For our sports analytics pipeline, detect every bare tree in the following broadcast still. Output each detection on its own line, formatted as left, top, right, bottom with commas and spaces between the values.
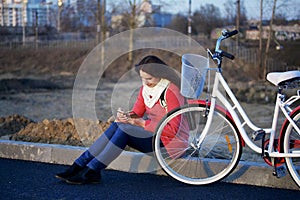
110, 0, 153, 33
259, 0, 293, 77
263, 0, 277, 77
167, 14, 188, 34
192, 4, 223, 38
273, 13, 288, 25
224, 0, 236, 24
109, 0, 154, 61
61, 5, 81, 32
223, 0, 247, 26
110, 0, 148, 60
76, 0, 96, 30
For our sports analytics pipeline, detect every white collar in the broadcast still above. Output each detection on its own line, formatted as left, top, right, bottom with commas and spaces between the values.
142, 79, 170, 108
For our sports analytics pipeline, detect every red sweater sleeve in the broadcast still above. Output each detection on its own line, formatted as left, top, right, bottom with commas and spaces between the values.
131, 87, 146, 117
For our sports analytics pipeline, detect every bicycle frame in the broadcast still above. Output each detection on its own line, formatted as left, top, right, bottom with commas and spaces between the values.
199, 69, 300, 158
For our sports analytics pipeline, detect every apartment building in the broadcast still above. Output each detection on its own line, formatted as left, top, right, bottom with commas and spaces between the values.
0, 0, 77, 28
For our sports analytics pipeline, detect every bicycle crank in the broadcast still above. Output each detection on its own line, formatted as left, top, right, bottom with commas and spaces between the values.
273, 165, 286, 178
262, 139, 285, 167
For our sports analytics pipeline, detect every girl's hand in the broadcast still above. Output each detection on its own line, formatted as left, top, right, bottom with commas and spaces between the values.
128, 118, 145, 128
115, 108, 129, 123
115, 108, 145, 128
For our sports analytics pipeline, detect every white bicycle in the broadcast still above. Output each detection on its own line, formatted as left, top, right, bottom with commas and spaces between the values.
154, 30, 300, 187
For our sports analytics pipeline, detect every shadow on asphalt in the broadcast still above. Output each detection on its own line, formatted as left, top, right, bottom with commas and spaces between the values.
0, 158, 298, 200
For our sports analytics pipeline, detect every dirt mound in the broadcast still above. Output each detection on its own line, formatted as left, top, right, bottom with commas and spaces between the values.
0, 114, 33, 136
0, 115, 113, 146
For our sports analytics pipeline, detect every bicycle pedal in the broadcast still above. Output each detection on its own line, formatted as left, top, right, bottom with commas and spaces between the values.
273, 166, 286, 178
251, 130, 265, 141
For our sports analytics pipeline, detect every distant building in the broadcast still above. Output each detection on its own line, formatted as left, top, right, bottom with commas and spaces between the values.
111, 0, 173, 31
153, 12, 173, 27
273, 24, 300, 41
245, 20, 300, 41
0, 0, 56, 27
0, 0, 80, 28
1, 0, 174, 37
210, 26, 236, 39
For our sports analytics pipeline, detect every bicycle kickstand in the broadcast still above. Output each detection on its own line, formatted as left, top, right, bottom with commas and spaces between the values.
272, 158, 286, 178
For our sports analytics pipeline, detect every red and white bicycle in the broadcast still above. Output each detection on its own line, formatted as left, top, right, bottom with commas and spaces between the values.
154, 30, 300, 187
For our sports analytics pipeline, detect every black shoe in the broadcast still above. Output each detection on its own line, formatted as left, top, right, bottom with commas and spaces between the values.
55, 163, 84, 181
66, 167, 101, 185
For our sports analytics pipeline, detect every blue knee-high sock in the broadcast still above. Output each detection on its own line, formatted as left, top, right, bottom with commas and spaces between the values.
87, 158, 107, 172
87, 128, 128, 172
75, 123, 119, 167
87, 122, 119, 156
74, 150, 94, 167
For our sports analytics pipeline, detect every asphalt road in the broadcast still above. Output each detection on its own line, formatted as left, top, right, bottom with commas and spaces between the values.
0, 158, 298, 200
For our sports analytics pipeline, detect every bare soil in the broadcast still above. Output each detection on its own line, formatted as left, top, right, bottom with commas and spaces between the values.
0, 48, 183, 146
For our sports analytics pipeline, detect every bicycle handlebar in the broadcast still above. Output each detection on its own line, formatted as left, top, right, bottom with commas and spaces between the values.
220, 51, 235, 60
222, 30, 238, 38
212, 29, 238, 67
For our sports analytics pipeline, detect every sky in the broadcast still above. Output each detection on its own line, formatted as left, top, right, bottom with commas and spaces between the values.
150, 0, 300, 20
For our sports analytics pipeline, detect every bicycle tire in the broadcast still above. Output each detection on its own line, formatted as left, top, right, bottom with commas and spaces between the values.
282, 106, 300, 187
154, 103, 242, 185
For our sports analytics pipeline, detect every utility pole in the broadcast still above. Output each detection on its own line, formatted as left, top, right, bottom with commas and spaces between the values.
259, 0, 263, 79
22, 0, 28, 46
236, 0, 240, 50
188, 0, 192, 45
96, 0, 101, 44
100, 0, 106, 75
35, 10, 38, 49
96, 0, 106, 44
101, 0, 106, 42
57, 0, 63, 33
128, 0, 136, 62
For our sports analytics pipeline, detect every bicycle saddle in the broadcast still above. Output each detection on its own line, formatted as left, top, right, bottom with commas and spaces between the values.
266, 70, 300, 86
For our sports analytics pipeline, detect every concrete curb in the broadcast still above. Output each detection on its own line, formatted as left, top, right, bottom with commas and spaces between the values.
0, 139, 298, 190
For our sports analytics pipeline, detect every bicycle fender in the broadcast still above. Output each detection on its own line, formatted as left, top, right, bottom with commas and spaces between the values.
278, 105, 300, 152
187, 99, 245, 147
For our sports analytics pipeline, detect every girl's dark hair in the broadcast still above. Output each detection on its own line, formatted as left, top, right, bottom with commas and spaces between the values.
135, 55, 181, 88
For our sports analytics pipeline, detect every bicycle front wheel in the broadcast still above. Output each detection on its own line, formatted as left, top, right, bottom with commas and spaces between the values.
283, 106, 300, 187
154, 104, 242, 185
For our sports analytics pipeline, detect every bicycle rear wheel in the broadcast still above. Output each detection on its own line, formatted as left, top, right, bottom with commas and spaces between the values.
282, 106, 300, 187
154, 104, 242, 185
